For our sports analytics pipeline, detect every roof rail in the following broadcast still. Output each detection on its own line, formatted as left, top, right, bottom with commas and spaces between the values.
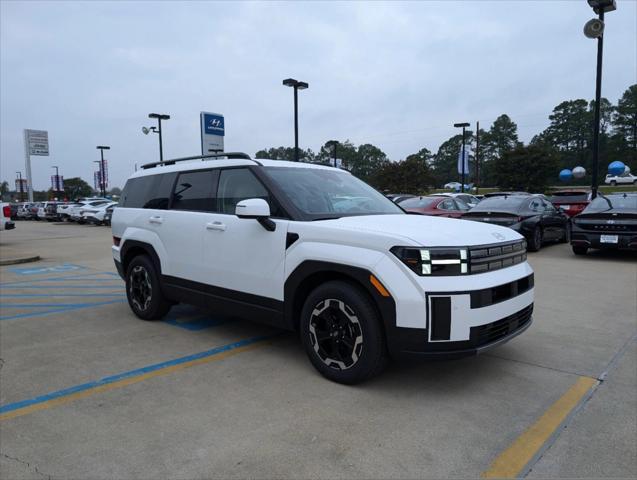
140, 152, 260, 170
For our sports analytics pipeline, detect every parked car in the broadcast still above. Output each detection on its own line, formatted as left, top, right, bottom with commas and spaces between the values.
549, 190, 591, 217
431, 193, 481, 208
399, 195, 470, 218
103, 204, 115, 226
604, 171, 636, 186
1, 203, 15, 231
16, 203, 33, 219
483, 191, 530, 198
68, 200, 110, 222
570, 193, 637, 255
80, 201, 118, 225
385, 193, 416, 204
58, 197, 109, 221
37, 201, 63, 221
29, 202, 42, 220
112, 152, 534, 384
462, 194, 570, 251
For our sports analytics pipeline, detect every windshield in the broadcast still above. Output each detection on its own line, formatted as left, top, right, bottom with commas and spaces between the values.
399, 197, 438, 209
584, 194, 637, 213
265, 167, 403, 218
472, 196, 527, 212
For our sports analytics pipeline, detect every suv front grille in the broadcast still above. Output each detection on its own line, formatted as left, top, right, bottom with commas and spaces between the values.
469, 240, 527, 274
470, 304, 533, 347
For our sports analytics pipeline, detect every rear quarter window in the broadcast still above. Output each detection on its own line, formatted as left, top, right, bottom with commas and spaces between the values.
120, 173, 177, 209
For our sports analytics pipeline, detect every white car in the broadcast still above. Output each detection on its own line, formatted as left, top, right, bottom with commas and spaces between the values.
431, 193, 481, 208
1, 203, 15, 231
68, 200, 110, 222
605, 171, 636, 185
58, 197, 109, 220
80, 202, 118, 225
112, 152, 534, 384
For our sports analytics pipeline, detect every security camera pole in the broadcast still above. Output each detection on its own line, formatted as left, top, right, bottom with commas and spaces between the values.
282, 78, 309, 162
586, 0, 616, 199
96, 146, 110, 197
147, 113, 170, 162
454, 122, 470, 193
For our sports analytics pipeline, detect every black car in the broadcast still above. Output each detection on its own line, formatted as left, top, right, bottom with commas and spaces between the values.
386, 193, 416, 204
570, 193, 637, 255
462, 195, 570, 251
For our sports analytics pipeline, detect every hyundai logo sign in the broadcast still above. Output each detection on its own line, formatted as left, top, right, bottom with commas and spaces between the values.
200, 111, 225, 154
204, 114, 224, 136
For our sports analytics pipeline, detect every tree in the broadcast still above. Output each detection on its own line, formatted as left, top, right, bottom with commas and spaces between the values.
481, 114, 521, 163
316, 140, 358, 167
255, 147, 315, 162
0, 181, 9, 197
351, 143, 388, 182
109, 187, 122, 196
63, 177, 93, 200
612, 84, 637, 151
370, 155, 434, 193
493, 145, 557, 193
431, 132, 473, 187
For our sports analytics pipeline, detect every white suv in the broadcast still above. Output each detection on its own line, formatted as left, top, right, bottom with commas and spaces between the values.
112, 153, 534, 384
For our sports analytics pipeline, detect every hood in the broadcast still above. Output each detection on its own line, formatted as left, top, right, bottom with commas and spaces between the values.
322, 214, 523, 247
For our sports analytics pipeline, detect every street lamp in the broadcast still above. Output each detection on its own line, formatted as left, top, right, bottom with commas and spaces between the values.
16, 171, 24, 202
96, 146, 110, 197
144, 113, 170, 162
282, 78, 309, 162
584, 0, 616, 199
454, 122, 471, 193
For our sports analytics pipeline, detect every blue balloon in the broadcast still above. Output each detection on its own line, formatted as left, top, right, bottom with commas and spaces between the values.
559, 169, 573, 182
608, 161, 626, 176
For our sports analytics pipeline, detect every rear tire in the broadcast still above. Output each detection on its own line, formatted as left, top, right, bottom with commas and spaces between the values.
300, 281, 387, 384
572, 246, 588, 255
527, 227, 543, 252
125, 255, 171, 320
610, 180, 617, 186
560, 224, 571, 243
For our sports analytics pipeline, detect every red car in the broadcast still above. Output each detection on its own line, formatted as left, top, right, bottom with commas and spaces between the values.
549, 190, 591, 217
398, 195, 470, 218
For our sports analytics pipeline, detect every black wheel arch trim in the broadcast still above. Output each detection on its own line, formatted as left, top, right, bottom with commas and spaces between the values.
119, 240, 163, 277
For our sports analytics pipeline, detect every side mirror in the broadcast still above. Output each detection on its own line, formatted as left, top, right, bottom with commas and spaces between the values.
235, 198, 275, 231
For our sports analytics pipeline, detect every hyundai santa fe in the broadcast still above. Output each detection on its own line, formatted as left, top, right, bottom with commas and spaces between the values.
112, 152, 534, 384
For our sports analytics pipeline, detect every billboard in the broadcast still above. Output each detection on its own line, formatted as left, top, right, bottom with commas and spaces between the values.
25, 129, 49, 156
200, 112, 224, 154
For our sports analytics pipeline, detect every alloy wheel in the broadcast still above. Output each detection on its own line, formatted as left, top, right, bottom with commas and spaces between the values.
129, 265, 152, 312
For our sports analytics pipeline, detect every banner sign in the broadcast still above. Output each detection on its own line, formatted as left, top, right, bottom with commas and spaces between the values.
457, 145, 471, 175
25, 129, 49, 156
50, 175, 64, 191
15, 179, 27, 192
200, 112, 224, 154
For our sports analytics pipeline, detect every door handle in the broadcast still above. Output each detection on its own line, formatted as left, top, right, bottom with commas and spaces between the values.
206, 221, 226, 231
149, 216, 163, 225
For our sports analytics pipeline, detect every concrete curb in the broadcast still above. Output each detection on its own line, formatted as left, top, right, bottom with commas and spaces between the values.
0, 255, 41, 266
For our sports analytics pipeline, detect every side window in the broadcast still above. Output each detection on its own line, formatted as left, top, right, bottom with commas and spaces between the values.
439, 199, 456, 210
455, 199, 470, 211
217, 168, 271, 215
529, 199, 542, 212
120, 173, 176, 209
171, 170, 218, 212
543, 200, 556, 212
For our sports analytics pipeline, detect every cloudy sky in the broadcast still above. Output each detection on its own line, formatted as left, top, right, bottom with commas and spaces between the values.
1, 0, 636, 191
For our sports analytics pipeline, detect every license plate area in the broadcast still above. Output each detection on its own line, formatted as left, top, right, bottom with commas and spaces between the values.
600, 234, 618, 244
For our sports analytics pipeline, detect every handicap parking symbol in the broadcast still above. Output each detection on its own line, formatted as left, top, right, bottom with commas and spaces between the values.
8, 263, 87, 275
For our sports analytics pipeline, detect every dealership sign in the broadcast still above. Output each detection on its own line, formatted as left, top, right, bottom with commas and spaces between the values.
200, 112, 224, 154
25, 129, 49, 156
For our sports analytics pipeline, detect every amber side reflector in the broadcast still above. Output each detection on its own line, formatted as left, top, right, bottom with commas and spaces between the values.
113, 236, 121, 246
369, 274, 391, 297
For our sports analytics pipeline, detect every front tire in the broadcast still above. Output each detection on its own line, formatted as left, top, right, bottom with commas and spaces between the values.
300, 281, 387, 384
527, 226, 543, 252
610, 180, 617, 186
125, 255, 171, 320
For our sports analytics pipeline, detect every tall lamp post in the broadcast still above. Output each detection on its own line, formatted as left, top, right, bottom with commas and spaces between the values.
282, 78, 309, 162
454, 122, 470, 193
51, 165, 60, 197
16, 171, 24, 202
584, 0, 616, 199
96, 146, 110, 197
144, 113, 170, 162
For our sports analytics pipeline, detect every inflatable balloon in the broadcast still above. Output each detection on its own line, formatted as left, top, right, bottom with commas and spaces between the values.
572, 166, 586, 179
559, 169, 573, 182
608, 161, 626, 176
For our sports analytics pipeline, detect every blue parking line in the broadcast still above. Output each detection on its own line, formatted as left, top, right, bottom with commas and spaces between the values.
0, 299, 126, 321
0, 285, 122, 290
164, 316, 234, 331
0, 335, 272, 416
1, 303, 119, 308
0, 271, 120, 287
0, 293, 125, 298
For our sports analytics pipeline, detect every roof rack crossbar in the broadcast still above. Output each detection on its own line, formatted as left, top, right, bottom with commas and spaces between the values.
141, 152, 259, 169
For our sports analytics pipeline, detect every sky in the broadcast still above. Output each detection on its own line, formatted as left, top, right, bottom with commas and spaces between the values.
1, 0, 636, 191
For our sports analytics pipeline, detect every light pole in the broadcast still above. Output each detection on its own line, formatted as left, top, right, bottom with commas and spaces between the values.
584, 0, 616, 199
16, 171, 24, 202
282, 78, 309, 162
51, 165, 60, 196
96, 146, 110, 197
454, 122, 470, 192
145, 113, 170, 162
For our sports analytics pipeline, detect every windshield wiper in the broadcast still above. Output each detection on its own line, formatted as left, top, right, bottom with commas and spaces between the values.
311, 216, 341, 221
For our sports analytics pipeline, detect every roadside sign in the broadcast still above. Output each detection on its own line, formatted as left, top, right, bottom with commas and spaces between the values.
200, 112, 224, 154
457, 145, 471, 174
25, 129, 49, 156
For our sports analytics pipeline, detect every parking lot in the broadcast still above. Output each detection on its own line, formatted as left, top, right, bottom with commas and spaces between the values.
0, 221, 635, 479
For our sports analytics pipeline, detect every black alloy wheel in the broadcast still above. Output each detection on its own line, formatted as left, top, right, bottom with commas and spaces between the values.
528, 226, 543, 252
125, 255, 171, 320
